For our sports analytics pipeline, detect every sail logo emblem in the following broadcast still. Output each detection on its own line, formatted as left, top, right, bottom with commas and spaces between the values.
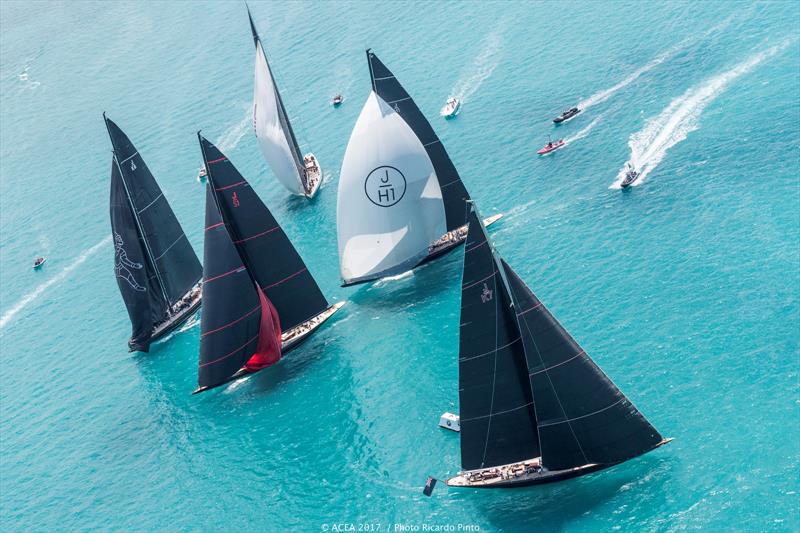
232, 191, 240, 208
114, 232, 146, 292
364, 166, 406, 207
480, 282, 493, 303
130, 161, 136, 171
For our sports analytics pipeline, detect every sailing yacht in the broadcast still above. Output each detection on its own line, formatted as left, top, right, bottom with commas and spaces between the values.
105, 114, 202, 353
336, 50, 501, 287
248, 6, 321, 199
447, 205, 671, 488
194, 134, 343, 393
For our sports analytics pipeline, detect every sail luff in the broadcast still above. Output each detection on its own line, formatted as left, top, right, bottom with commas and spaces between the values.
366, 51, 472, 232
457, 208, 540, 470
105, 114, 170, 306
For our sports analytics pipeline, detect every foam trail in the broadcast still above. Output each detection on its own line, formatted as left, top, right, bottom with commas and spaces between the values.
564, 115, 603, 145
611, 41, 791, 189
0, 236, 111, 329
578, 14, 738, 112
217, 111, 251, 153
449, 19, 507, 105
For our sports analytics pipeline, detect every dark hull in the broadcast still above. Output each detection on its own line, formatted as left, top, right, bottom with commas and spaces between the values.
553, 110, 581, 123
130, 297, 202, 352
467, 463, 613, 489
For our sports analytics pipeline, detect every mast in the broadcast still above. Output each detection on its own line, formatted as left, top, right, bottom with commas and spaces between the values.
104, 113, 170, 307
366, 50, 472, 232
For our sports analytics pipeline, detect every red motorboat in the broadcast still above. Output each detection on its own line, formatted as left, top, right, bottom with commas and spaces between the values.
537, 138, 565, 155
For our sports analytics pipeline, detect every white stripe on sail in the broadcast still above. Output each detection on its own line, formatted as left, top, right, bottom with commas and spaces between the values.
253, 41, 304, 195
336, 92, 446, 283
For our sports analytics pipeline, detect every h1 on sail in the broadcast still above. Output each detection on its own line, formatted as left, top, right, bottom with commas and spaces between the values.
336, 50, 501, 287
247, 5, 321, 199
447, 205, 671, 488
194, 134, 344, 393
105, 114, 202, 353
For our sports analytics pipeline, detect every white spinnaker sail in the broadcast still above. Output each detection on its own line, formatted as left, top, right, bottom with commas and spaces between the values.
253, 41, 305, 195
337, 92, 446, 283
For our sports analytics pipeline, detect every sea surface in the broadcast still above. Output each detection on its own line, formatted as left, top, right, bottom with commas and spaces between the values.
1, 1, 798, 531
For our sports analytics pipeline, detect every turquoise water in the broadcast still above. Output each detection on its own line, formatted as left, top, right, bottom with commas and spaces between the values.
1, 1, 799, 530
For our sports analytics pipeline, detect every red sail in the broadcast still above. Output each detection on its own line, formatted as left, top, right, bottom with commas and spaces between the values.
244, 286, 282, 371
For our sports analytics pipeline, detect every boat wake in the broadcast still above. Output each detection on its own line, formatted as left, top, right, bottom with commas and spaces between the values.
564, 115, 603, 145
449, 20, 506, 104
611, 41, 791, 189
372, 270, 414, 288
578, 14, 738, 112
0, 236, 111, 330
216, 110, 251, 153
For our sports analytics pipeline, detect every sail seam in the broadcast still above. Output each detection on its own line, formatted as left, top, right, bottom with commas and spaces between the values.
388, 97, 411, 104
205, 266, 246, 284
207, 156, 228, 165
459, 337, 521, 362
373, 75, 395, 80
462, 270, 497, 290
205, 222, 225, 231
201, 305, 261, 337
466, 239, 487, 252
537, 399, 624, 428
154, 234, 186, 261
137, 193, 164, 214
200, 334, 258, 367
233, 226, 279, 244
261, 267, 308, 290
529, 351, 585, 376
216, 181, 246, 191
423, 140, 440, 147
462, 401, 535, 422
516, 303, 543, 316
120, 151, 138, 164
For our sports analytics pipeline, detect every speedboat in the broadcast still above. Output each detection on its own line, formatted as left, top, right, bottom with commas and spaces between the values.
32, 257, 46, 269
553, 107, 581, 123
441, 97, 461, 118
621, 165, 639, 188
197, 166, 207, 182
332, 94, 343, 107
537, 138, 565, 155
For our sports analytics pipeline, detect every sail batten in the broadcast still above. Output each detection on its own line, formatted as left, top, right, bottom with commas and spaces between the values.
200, 135, 328, 331
456, 206, 665, 477
367, 50, 471, 232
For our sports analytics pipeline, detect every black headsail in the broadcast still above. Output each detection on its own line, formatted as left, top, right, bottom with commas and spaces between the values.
199, 134, 328, 330
104, 114, 202, 307
458, 206, 664, 473
366, 50, 471, 232
197, 185, 282, 391
246, 4, 307, 191
109, 158, 166, 352
458, 208, 539, 470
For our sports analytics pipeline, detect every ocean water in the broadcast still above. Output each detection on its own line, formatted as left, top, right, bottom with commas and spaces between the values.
1, 1, 798, 531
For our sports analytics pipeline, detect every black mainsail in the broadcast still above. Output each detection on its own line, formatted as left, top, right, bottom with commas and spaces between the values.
198, 135, 329, 332
197, 186, 281, 392
105, 114, 202, 352
366, 50, 471, 232
449, 207, 668, 487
